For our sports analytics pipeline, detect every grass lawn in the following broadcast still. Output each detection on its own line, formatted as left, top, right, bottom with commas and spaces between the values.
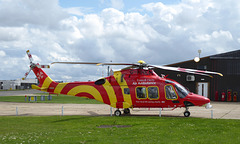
0, 95, 102, 104
0, 116, 240, 144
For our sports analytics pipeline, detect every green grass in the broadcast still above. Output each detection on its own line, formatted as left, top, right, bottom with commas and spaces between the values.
0, 95, 102, 104
0, 116, 240, 144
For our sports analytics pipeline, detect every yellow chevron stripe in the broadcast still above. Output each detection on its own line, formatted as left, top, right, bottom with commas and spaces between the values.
103, 79, 117, 108
67, 85, 103, 103
41, 77, 53, 92
54, 83, 69, 94
121, 79, 132, 108
113, 71, 132, 108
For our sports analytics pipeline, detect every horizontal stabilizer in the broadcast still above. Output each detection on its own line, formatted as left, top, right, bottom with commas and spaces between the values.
31, 85, 48, 90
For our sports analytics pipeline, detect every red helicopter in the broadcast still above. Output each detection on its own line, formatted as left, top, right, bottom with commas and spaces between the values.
23, 50, 223, 117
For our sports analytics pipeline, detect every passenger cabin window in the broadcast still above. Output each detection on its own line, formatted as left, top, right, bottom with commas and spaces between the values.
124, 88, 130, 94
165, 85, 178, 100
148, 87, 159, 99
136, 87, 147, 99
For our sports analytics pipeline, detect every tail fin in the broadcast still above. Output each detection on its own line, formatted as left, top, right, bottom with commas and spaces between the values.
31, 64, 57, 92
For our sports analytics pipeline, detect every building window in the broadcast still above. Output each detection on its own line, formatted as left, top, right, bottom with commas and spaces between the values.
165, 85, 178, 100
148, 87, 159, 99
136, 87, 147, 99
197, 65, 207, 70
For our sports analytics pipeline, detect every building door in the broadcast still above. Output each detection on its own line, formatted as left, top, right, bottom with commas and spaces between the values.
197, 82, 209, 98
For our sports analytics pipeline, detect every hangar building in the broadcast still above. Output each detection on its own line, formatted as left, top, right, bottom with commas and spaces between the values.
155, 50, 240, 102
0, 78, 38, 90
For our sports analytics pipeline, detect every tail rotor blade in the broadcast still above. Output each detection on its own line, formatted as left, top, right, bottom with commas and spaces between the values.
26, 50, 33, 63
22, 68, 31, 80
37, 65, 50, 68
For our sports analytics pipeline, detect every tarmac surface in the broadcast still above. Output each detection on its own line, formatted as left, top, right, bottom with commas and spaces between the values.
0, 90, 240, 119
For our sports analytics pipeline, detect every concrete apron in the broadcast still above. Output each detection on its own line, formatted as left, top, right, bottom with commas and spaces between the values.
0, 102, 239, 119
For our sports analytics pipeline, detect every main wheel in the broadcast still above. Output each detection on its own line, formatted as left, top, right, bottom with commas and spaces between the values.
184, 111, 190, 117
123, 108, 130, 114
114, 110, 121, 116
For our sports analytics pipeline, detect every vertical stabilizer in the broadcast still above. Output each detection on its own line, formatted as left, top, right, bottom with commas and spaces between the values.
31, 64, 57, 91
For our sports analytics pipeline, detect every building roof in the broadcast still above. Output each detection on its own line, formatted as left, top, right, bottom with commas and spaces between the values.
166, 49, 240, 66
210, 49, 240, 60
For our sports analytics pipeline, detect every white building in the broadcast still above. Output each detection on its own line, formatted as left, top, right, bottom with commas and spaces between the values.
0, 78, 38, 90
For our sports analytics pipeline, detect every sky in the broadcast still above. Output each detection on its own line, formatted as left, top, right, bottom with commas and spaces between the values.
0, 0, 240, 82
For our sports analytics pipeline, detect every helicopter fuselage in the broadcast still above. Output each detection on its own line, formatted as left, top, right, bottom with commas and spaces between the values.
32, 66, 210, 112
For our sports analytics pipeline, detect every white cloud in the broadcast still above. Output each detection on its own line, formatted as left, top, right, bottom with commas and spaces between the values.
0, 50, 6, 56
1, 0, 240, 81
63, 7, 84, 16
211, 30, 233, 40
190, 34, 211, 42
142, 2, 179, 22
0, 27, 27, 41
0, 0, 68, 27
79, 14, 104, 37
101, 8, 124, 24
190, 30, 233, 42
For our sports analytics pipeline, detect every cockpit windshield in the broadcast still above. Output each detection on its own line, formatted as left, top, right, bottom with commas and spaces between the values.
175, 84, 189, 98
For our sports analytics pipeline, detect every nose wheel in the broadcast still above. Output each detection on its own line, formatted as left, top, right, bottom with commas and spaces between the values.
184, 111, 190, 117
184, 107, 190, 117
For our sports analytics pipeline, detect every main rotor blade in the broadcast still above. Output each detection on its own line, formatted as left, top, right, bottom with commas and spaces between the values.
52, 62, 140, 67
121, 65, 139, 70
97, 62, 139, 66
51, 62, 100, 65
151, 65, 223, 77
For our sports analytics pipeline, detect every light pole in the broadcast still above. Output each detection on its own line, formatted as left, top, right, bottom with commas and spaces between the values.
194, 49, 201, 63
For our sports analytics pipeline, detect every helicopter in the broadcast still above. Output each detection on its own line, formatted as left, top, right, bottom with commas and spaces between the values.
23, 50, 223, 117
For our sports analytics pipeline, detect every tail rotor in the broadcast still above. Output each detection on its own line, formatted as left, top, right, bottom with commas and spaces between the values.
22, 50, 50, 80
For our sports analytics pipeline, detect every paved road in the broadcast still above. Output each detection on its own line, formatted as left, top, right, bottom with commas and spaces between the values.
0, 102, 240, 119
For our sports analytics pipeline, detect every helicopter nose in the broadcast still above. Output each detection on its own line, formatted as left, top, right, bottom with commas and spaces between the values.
185, 93, 211, 107
201, 96, 210, 103
198, 95, 210, 105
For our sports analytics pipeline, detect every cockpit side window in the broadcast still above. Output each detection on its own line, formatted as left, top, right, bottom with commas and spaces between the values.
164, 85, 178, 100
136, 87, 147, 99
175, 84, 189, 98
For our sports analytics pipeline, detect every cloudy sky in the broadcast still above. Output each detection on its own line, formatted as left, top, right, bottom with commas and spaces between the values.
0, 0, 239, 81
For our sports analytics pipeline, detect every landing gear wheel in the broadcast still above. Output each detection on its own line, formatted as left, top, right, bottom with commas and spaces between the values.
184, 111, 190, 117
114, 110, 121, 116
123, 108, 130, 114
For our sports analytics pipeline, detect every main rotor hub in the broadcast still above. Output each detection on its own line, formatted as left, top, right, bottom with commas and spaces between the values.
137, 60, 146, 64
